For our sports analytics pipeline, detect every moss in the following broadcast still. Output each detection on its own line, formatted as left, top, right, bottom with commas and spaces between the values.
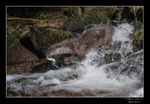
27, 25, 71, 53
71, 7, 82, 17
63, 11, 110, 33
90, 7, 117, 18
84, 11, 110, 24
7, 31, 20, 49
7, 32, 24, 53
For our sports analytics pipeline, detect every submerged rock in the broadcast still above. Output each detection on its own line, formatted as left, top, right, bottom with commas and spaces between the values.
104, 52, 121, 63
106, 50, 143, 84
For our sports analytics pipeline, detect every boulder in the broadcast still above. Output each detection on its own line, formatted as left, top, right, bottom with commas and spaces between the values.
63, 11, 110, 33
7, 42, 38, 63
29, 26, 73, 54
104, 52, 121, 63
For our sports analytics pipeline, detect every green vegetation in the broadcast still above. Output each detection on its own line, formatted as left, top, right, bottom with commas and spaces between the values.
28, 25, 72, 53
63, 11, 110, 33
131, 22, 144, 52
6, 6, 144, 62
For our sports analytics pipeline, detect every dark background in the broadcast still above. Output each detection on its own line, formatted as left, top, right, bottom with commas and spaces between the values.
0, 0, 146, 104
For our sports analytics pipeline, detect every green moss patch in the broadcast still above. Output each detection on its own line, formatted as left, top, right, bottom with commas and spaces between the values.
63, 11, 110, 33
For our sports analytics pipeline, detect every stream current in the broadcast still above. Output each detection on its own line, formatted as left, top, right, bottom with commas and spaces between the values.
6, 23, 144, 97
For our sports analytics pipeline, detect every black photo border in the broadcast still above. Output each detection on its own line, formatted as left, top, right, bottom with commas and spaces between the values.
0, 0, 146, 104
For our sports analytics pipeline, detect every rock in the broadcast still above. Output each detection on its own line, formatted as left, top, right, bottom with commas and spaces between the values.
86, 7, 117, 18
31, 54, 79, 73
7, 59, 48, 74
104, 52, 121, 63
105, 50, 143, 82
7, 19, 33, 37
7, 22, 72, 69
31, 61, 59, 73
63, 11, 110, 33
7, 42, 39, 63
29, 26, 72, 54
7, 26, 40, 64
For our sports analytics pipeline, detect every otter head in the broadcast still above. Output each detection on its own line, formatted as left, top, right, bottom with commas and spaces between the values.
47, 57, 56, 64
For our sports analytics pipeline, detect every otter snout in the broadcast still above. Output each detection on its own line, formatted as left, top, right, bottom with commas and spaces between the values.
47, 57, 56, 65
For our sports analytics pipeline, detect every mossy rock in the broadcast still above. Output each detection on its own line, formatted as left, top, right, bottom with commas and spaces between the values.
28, 26, 72, 53
7, 41, 38, 63
7, 29, 38, 63
7, 31, 20, 49
63, 11, 110, 33
89, 7, 117, 18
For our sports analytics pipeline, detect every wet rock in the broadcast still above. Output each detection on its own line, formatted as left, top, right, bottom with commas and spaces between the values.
104, 52, 121, 63
106, 50, 143, 82
31, 54, 79, 73
31, 61, 59, 73
110, 41, 122, 50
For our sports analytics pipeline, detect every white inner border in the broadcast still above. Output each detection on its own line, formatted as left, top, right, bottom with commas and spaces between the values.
6, 5, 144, 98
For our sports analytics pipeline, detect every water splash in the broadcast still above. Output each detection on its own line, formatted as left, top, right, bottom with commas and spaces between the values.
6, 23, 144, 97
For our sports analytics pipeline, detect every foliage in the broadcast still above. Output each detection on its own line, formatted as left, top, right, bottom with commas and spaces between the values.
131, 22, 144, 52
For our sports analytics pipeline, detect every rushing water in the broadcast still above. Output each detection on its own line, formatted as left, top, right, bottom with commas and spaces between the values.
6, 23, 144, 97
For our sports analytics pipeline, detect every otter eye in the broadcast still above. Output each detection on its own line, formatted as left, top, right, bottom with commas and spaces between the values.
51, 55, 57, 59
47, 56, 51, 58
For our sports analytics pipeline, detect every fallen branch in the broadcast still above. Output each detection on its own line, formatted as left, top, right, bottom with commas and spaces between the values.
7, 17, 47, 22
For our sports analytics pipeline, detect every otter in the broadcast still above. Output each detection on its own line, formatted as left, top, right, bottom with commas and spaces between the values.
46, 24, 115, 64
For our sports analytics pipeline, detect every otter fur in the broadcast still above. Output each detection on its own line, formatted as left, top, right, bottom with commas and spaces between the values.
46, 24, 115, 62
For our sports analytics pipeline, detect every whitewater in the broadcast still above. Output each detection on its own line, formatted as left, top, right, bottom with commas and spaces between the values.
6, 23, 144, 97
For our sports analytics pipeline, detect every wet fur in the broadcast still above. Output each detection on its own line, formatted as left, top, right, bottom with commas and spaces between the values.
46, 24, 115, 58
